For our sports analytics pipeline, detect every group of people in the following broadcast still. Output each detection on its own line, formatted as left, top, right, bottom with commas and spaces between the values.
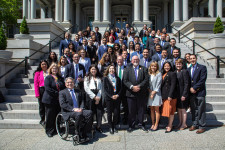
33, 24, 207, 141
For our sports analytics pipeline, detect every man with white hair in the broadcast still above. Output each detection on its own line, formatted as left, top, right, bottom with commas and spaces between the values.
123, 55, 149, 133
59, 32, 72, 57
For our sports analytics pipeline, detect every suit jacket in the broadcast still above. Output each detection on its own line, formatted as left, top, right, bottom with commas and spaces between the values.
176, 69, 190, 99
87, 45, 97, 64
42, 75, 65, 105
158, 58, 173, 72
64, 55, 73, 64
139, 57, 152, 68
187, 63, 207, 97
160, 41, 170, 50
152, 53, 161, 62
166, 45, 181, 59
146, 37, 155, 50
72, 40, 81, 50
34, 71, 45, 97
161, 71, 177, 99
77, 45, 88, 51
59, 88, 84, 120
96, 32, 102, 44
123, 59, 131, 67
171, 58, 187, 70
103, 76, 122, 100
98, 45, 108, 61
59, 39, 71, 57
64, 63, 86, 79
123, 65, 149, 98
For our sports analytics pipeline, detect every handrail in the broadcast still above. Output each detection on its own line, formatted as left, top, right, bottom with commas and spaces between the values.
166, 24, 225, 78
0, 24, 76, 79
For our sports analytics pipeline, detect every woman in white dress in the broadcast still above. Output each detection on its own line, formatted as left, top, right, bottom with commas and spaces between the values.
148, 61, 162, 131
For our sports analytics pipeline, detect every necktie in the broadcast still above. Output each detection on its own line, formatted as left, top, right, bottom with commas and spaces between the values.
134, 67, 138, 81
145, 59, 147, 68
161, 59, 165, 69
171, 47, 173, 54
119, 66, 122, 80
192, 66, 195, 79
75, 64, 78, 80
70, 90, 78, 108
124, 61, 127, 66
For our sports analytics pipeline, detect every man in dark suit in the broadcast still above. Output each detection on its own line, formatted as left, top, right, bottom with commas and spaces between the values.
146, 30, 156, 50
98, 38, 108, 61
139, 24, 148, 39
172, 48, 186, 70
64, 53, 86, 90
73, 34, 82, 50
139, 48, 152, 68
87, 38, 97, 64
123, 55, 149, 132
158, 49, 173, 72
77, 38, 88, 52
160, 33, 170, 49
166, 38, 181, 59
59, 77, 92, 141
63, 48, 72, 64
188, 54, 207, 134
116, 56, 128, 125
95, 27, 102, 45
59, 32, 72, 57
122, 50, 131, 67
149, 37, 160, 54
151, 44, 162, 62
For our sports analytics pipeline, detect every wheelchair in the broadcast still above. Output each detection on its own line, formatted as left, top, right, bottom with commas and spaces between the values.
56, 112, 94, 146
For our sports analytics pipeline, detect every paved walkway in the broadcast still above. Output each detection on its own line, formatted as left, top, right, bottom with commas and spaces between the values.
0, 127, 225, 150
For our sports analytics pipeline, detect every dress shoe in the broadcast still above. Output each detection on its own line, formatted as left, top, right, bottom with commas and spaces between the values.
196, 129, 205, 134
96, 127, 103, 133
47, 133, 53, 137
109, 128, 114, 134
114, 128, 118, 133
150, 126, 159, 132
139, 126, 148, 132
127, 127, 133, 133
189, 126, 197, 131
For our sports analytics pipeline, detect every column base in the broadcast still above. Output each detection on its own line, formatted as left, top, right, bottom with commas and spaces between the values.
59, 22, 72, 31
132, 21, 152, 34
171, 21, 184, 33
92, 21, 111, 35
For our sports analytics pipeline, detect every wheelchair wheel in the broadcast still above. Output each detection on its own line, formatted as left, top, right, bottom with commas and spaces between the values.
56, 113, 69, 140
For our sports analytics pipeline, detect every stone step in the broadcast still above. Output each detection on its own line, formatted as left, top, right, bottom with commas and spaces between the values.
206, 89, 225, 95
206, 78, 225, 83
0, 102, 38, 110
206, 95, 225, 102
17, 73, 34, 78
4, 95, 37, 102
206, 83, 225, 88
6, 83, 34, 89
206, 102, 225, 111
8, 89, 35, 95
11, 78, 34, 84
0, 110, 40, 119
0, 119, 42, 129
30, 66, 38, 71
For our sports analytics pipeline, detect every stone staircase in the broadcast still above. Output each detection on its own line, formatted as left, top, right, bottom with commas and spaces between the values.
0, 41, 225, 129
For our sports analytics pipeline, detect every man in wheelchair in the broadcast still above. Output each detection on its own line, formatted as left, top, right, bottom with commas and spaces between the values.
59, 77, 92, 142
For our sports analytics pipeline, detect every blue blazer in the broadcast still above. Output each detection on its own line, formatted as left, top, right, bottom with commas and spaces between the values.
98, 45, 108, 61
59, 39, 71, 57
187, 63, 207, 97
152, 53, 161, 62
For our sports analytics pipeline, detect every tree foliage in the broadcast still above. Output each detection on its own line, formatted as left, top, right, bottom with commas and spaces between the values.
0, 26, 7, 50
0, 0, 22, 28
213, 16, 224, 34
20, 16, 29, 34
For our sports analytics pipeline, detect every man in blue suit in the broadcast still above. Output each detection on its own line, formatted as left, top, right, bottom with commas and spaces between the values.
98, 38, 108, 61
188, 54, 207, 134
59, 32, 72, 57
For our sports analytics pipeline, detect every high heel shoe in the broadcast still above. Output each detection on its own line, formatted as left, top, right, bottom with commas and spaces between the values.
165, 128, 172, 133
151, 126, 159, 131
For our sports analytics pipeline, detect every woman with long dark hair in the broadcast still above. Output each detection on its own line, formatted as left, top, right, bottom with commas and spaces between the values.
161, 62, 177, 133
42, 63, 65, 137
103, 64, 122, 134
58, 56, 68, 78
34, 60, 49, 127
127, 41, 135, 61
98, 52, 111, 75
68, 42, 76, 54
47, 52, 58, 66
84, 65, 103, 133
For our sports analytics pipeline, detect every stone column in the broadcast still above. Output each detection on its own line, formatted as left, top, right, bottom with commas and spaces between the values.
30, 0, 36, 19
164, 1, 169, 26
134, 0, 140, 21
103, 0, 109, 21
28, 0, 31, 19
94, 0, 100, 21
217, 0, 222, 17
41, 6, 46, 19
76, 1, 80, 29
143, 0, 149, 21
64, 0, 70, 22
174, 0, 180, 21
23, 0, 28, 18
208, 0, 214, 17
183, 0, 188, 21
55, 0, 60, 21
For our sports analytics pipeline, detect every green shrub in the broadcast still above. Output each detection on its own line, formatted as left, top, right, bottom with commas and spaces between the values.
213, 16, 224, 34
20, 16, 29, 34
0, 26, 7, 50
